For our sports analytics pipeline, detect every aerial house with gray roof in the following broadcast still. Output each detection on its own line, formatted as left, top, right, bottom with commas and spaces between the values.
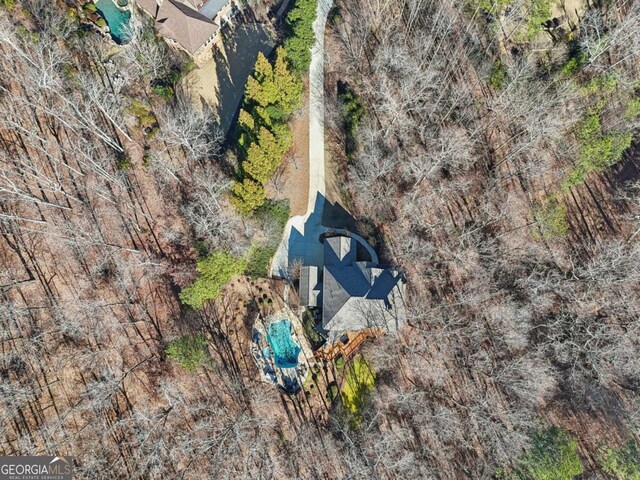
299, 235, 407, 346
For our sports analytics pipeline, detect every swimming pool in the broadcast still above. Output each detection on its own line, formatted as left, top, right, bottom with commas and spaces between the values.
267, 320, 301, 368
95, 0, 131, 44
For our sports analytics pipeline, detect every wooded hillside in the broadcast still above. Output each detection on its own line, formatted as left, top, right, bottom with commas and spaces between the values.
0, 0, 639, 478
324, 0, 640, 476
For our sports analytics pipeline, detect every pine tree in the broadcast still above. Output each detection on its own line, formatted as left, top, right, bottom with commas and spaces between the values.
273, 47, 304, 116
244, 48, 303, 121
231, 178, 266, 214
179, 252, 246, 308
284, 0, 317, 72
238, 109, 255, 132
243, 126, 293, 183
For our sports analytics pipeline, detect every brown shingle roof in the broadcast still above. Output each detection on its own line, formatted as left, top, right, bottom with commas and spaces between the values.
135, 0, 159, 17
155, 0, 219, 54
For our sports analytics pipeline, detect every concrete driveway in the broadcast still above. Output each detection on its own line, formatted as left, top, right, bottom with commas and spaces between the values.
270, 0, 334, 279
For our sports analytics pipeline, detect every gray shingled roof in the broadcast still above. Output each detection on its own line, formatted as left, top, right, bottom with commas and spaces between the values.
321, 235, 406, 341
198, 0, 228, 19
135, 0, 159, 17
324, 236, 356, 266
300, 266, 320, 307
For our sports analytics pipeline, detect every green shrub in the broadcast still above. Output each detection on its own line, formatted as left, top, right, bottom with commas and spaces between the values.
523, 0, 552, 39
150, 64, 191, 100
128, 100, 157, 129
116, 158, 131, 170
179, 252, 247, 309
562, 106, 632, 189
576, 108, 602, 142
165, 335, 209, 372
254, 199, 290, 231
193, 240, 209, 258
16, 26, 40, 43
624, 97, 640, 118
152, 84, 174, 99
339, 88, 365, 157
514, 427, 583, 480
340, 89, 365, 134
284, 0, 317, 72
560, 51, 587, 77
95, 17, 106, 28
476, 0, 512, 13
581, 74, 618, 95
601, 439, 640, 480
335, 355, 345, 372
83, 2, 97, 12
328, 5, 342, 25
490, 60, 509, 90
66, 7, 79, 22
533, 197, 568, 239
302, 310, 324, 349
244, 244, 275, 278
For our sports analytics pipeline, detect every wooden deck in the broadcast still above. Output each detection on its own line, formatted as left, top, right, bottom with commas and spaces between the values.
314, 328, 383, 362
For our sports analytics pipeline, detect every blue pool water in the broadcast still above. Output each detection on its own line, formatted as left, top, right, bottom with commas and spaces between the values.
95, 0, 131, 44
267, 320, 301, 368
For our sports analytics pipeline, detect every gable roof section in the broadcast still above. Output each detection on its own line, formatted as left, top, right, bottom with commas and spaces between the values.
367, 269, 401, 301
324, 236, 356, 266
322, 267, 351, 328
156, 0, 219, 54
300, 266, 321, 307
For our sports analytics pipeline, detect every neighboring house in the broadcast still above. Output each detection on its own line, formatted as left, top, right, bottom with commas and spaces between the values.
135, 0, 235, 66
300, 235, 407, 345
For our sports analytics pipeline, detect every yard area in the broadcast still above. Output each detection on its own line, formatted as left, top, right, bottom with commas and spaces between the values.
340, 355, 376, 417
183, 19, 276, 135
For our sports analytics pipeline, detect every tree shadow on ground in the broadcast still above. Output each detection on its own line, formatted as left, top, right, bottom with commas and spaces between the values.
212, 14, 275, 137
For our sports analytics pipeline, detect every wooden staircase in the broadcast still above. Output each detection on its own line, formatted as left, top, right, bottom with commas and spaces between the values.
314, 328, 383, 362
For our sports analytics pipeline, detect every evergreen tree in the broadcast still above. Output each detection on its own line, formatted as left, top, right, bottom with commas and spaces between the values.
284, 0, 317, 72
165, 335, 209, 372
231, 178, 266, 214
238, 109, 255, 132
244, 47, 303, 122
179, 252, 246, 309
243, 126, 293, 183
